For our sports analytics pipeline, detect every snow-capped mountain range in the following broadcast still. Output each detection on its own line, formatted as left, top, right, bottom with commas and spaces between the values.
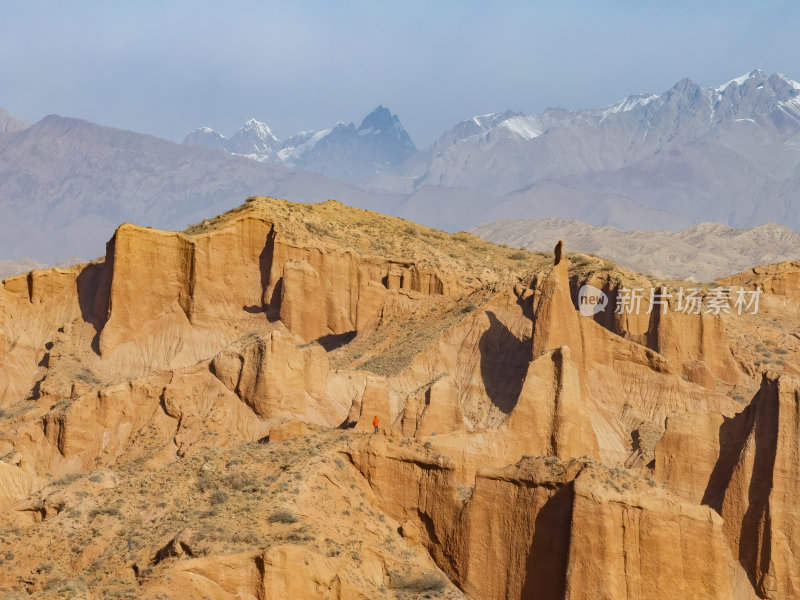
184, 105, 416, 184
3, 69, 800, 268
183, 70, 800, 231
394, 69, 800, 231
415, 69, 800, 191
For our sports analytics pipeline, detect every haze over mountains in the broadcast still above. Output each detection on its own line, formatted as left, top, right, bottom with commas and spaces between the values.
1, 69, 800, 270
0, 108, 29, 134
0, 115, 401, 264
473, 218, 800, 282
184, 69, 800, 231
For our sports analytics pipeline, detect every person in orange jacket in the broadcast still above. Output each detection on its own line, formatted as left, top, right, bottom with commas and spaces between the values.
372, 415, 379, 434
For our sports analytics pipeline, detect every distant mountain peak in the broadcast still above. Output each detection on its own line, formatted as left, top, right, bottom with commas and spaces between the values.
777, 73, 800, 90
359, 105, 392, 127
603, 93, 659, 116
240, 118, 277, 137
357, 105, 413, 144
183, 106, 416, 183
0, 107, 31, 134
715, 69, 768, 92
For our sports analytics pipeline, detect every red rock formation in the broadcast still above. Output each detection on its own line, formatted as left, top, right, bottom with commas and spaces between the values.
647, 307, 742, 386
709, 374, 800, 599
564, 464, 732, 600
3, 198, 799, 599
353, 375, 392, 433
399, 375, 465, 437
532, 241, 584, 365
141, 545, 367, 600
349, 439, 733, 600
654, 372, 800, 599
211, 329, 333, 424
654, 409, 727, 502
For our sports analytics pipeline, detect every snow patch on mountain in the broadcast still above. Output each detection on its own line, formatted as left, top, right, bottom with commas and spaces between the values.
499, 116, 543, 140
278, 129, 332, 163
714, 69, 763, 92
183, 106, 416, 182
603, 94, 660, 117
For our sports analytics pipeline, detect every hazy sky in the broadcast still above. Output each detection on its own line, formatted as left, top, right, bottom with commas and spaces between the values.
1, 0, 798, 146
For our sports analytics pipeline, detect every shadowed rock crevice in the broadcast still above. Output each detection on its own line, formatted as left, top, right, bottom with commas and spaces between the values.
262, 228, 281, 320
315, 331, 356, 352
700, 376, 783, 597
737, 380, 778, 593
479, 311, 531, 414
520, 483, 574, 600
76, 258, 113, 355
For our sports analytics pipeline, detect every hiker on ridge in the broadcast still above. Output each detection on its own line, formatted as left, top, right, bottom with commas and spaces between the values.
373, 415, 379, 434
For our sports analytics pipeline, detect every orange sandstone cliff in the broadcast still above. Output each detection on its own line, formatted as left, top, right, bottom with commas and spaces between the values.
0, 196, 798, 599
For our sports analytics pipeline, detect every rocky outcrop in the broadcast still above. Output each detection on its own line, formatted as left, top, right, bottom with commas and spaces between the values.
654, 373, 800, 599
352, 375, 392, 433
349, 439, 733, 600
0, 266, 88, 406
509, 345, 597, 459
564, 465, 732, 600
526, 243, 738, 465
412, 345, 598, 481
99, 225, 196, 355
394, 287, 533, 432
210, 329, 335, 425
654, 409, 727, 502
532, 241, 583, 365
646, 308, 742, 386
399, 375, 465, 437
4, 198, 800, 599
0, 365, 272, 479
563, 267, 743, 387
708, 374, 800, 599
720, 260, 800, 297
141, 545, 367, 600
94, 207, 471, 374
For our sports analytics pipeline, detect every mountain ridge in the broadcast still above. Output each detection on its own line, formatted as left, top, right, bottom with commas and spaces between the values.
0, 113, 402, 263
3, 68, 800, 266
472, 217, 800, 281
184, 105, 416, 184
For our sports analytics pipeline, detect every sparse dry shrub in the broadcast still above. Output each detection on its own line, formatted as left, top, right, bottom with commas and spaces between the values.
211, 490, 228, 505
460, 302, 477, 314
226, 472, 258, 492
88, 506, 120, 519
390, 571, 448, 592
269, 509, 299, 524
53, 472, 82, 486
